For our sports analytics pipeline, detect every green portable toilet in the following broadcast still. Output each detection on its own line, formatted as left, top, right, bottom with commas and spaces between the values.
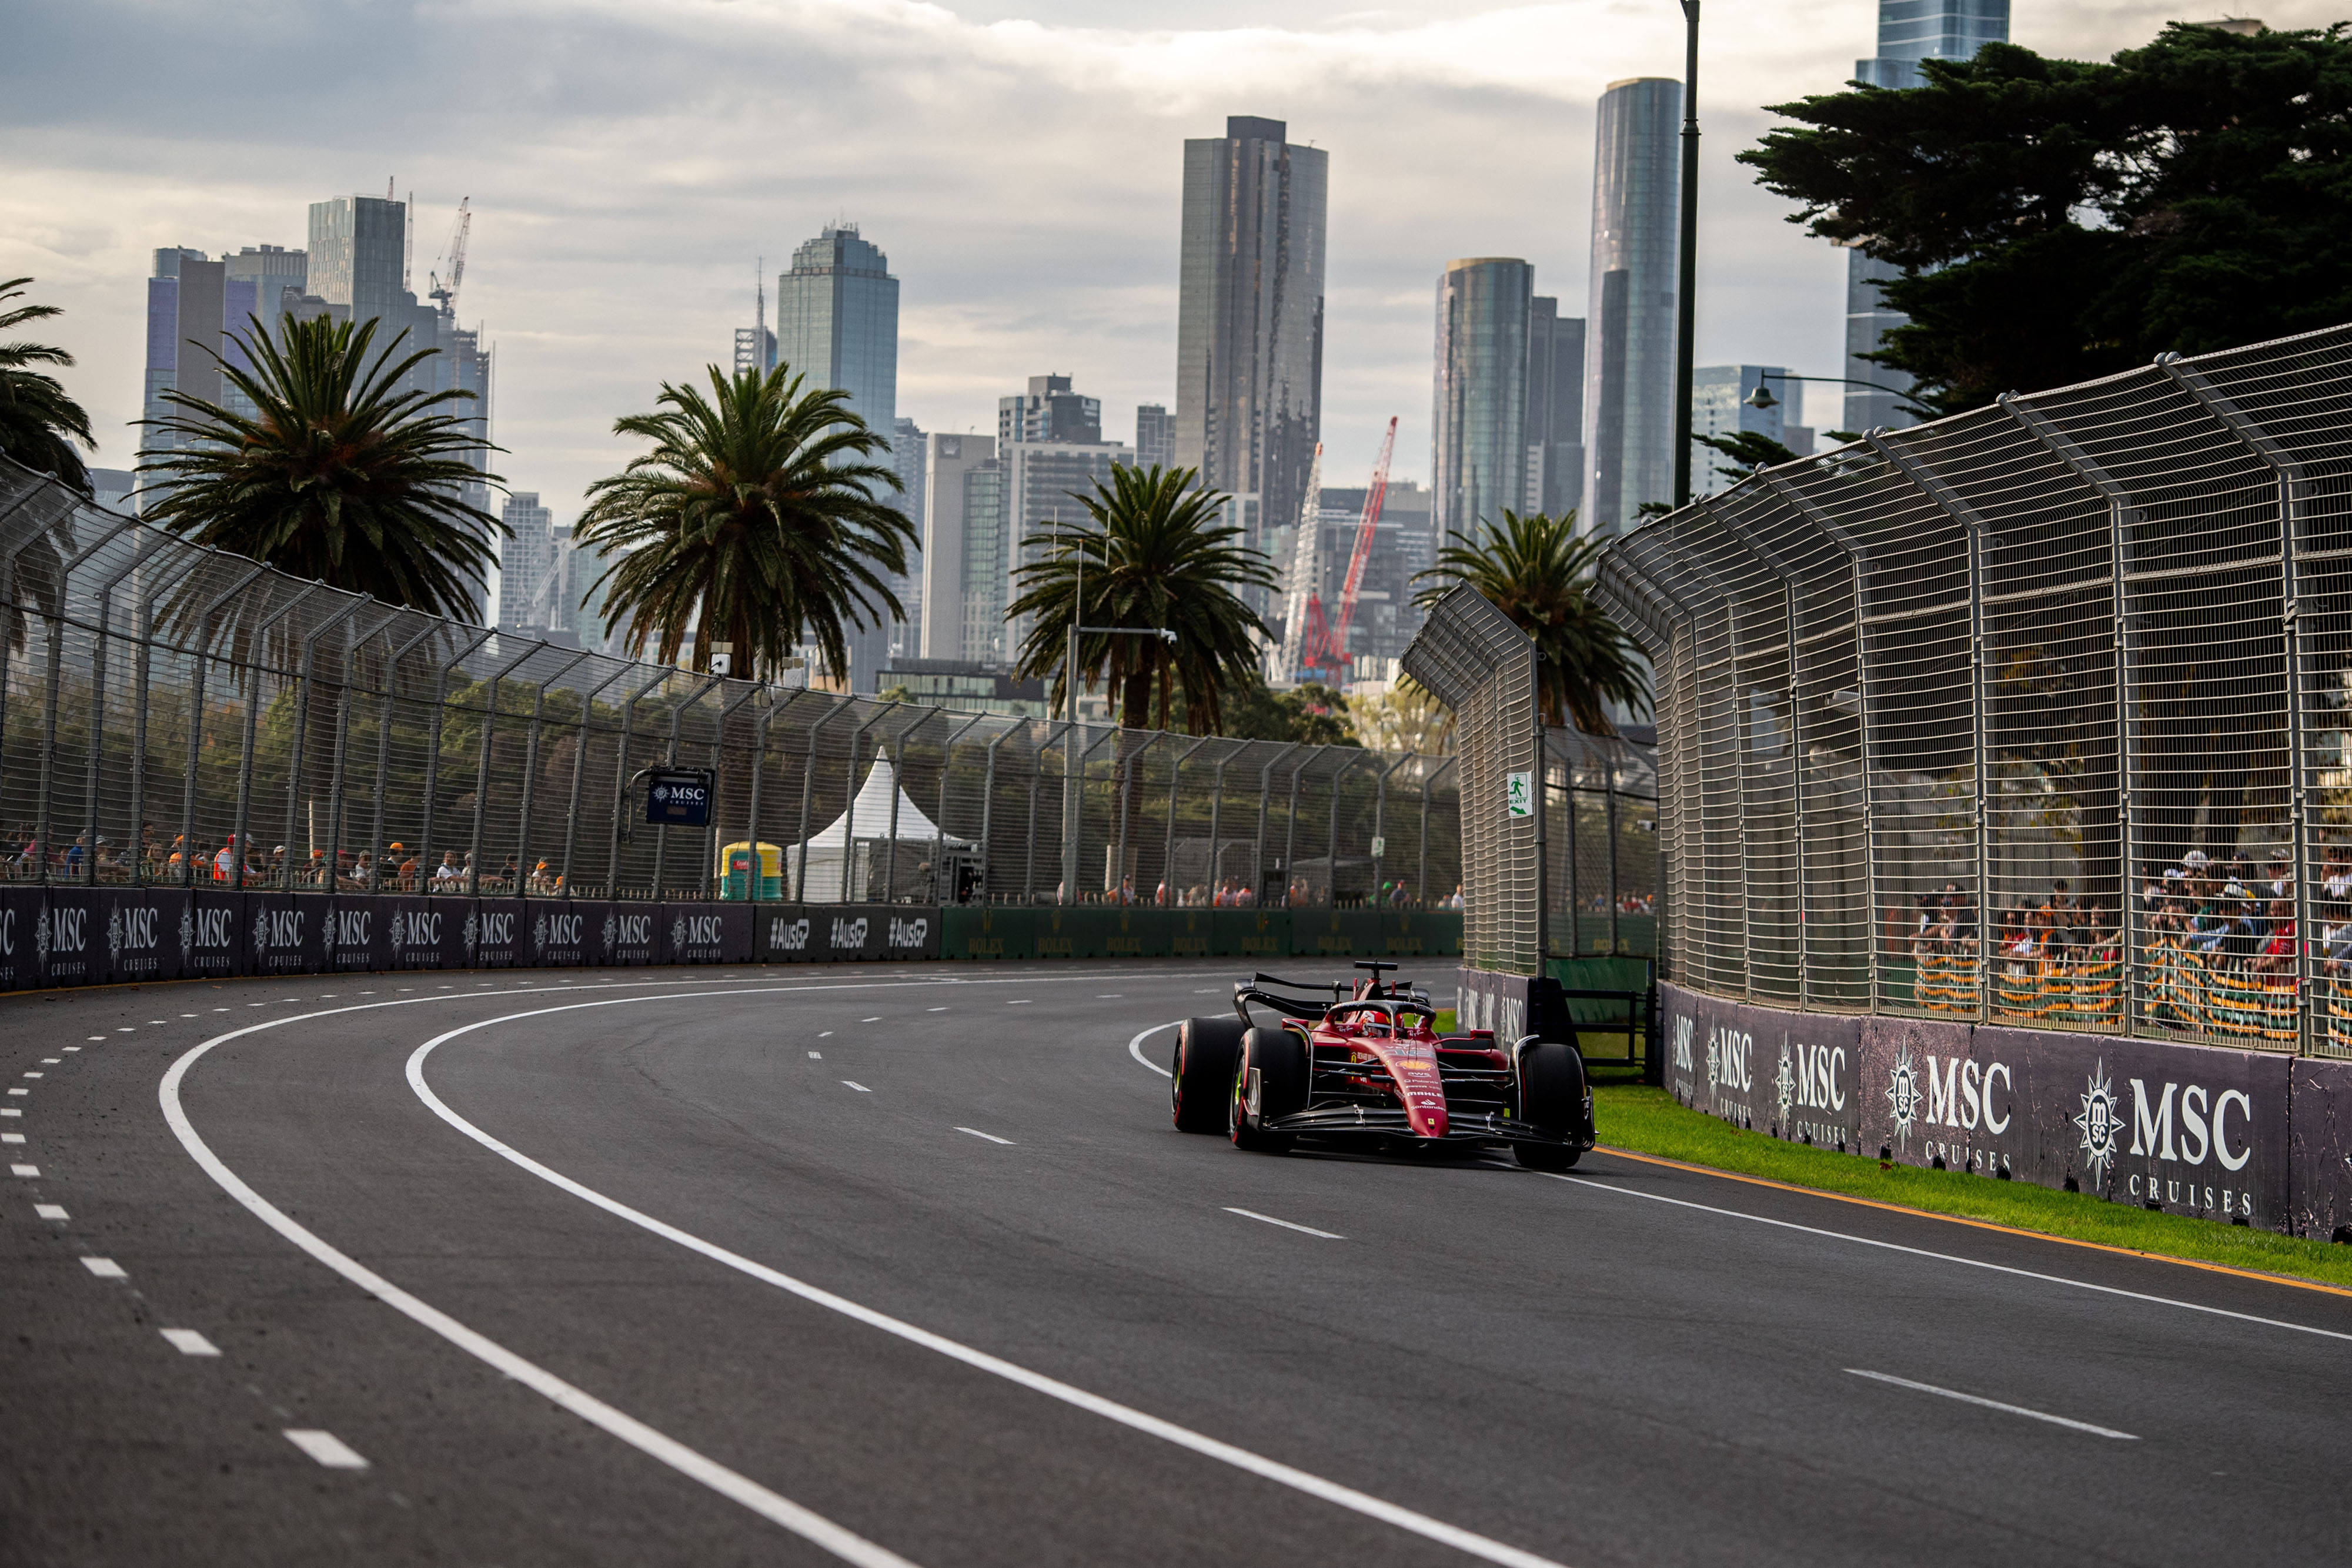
720, 842, 783, 900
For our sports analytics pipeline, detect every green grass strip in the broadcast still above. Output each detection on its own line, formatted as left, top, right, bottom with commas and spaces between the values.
1593, 1083, 2352, 1292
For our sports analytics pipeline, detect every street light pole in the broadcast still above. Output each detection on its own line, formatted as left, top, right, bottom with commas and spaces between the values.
1671, 0, 1701, 510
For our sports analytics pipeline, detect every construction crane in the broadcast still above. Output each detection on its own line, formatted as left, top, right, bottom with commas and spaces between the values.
1272, 443, 1324, 684
428, 197, 472, 314
1300, 416, 1398, 684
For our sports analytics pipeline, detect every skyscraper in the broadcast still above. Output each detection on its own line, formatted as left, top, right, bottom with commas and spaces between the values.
1175, 115, 1327, 584
920, 433, 1001, 664
1525, 298, 1586, 518
1134, 404, 1174, 470
1843, 0, 2010, 433
893, 416, 926, 648
1003, 437, 1133, 654
1431, 258, 1534, 544
735, 259, 777, 375
777, 223, 900, 690
497, 492, 582, 647
1000, 375, 1101, 447
140, 245, 308, 499
1581, 78, 1683, 536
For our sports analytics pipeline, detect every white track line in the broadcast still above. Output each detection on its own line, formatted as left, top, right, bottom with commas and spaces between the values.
1120, 1017, 2352, 1348
843, 1081, 871, 1093
283, 1429, 370, 1469
954, 1128, 1014, 1145
405, 1000, 1568, 1568
160, 1018, 922, 1568
1224, 1207, 1344, 1240
1845, 1369, 2137, 1440
1128, 1022, 1177, 1077
1544, 1172, 2352, 1345
82, 1257, 126, 1278
161, 1329, 220, 1356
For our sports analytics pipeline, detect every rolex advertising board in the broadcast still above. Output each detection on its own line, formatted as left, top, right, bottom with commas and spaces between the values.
104, 888, 189, 984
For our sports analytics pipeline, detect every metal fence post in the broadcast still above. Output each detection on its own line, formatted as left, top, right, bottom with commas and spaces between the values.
2162, 355, 2316, 1052
1605, 736, 1622, 957
656, 677, 724, 898
320, 610, 392, 891
1869, 433, 1994, 1022
558, 666, 633, 896
279, 597, 363, 887
0, 484, 62, 786
1555, 733, 1579, 952
1025, 722, 1071, 903
1207, 751, 1230, 898
229, 583, 325, 890
1656, 536, 1749, 1001
129, 541, 166, 885
981, 724, 1014, 901
1324, 751, 1360, 908
417, 626, 495, 895
467, 643, 541, 892
1117, 733, 1156, 901
839, 702, 896, 903
2002, 393, 2146, 1035
1257, 743, 1302, 907
1758, 471, 1880, 1011
368, 620, 442, 891
32, 519, 134, 879
83, 533, 161, 882
742, 687, 794, 906
605, 670, 671, 899
1372, 752, 1410, 907
176, 561, 269, 885
515, 650, 591, 900
794, 694, 854, 902
1165, 735, 1212, 903
709, 681, 761, 900
882, 723, 908, 904
931, 712, 988, 903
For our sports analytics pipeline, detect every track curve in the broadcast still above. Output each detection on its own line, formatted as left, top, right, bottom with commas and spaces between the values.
8, 962, 2352, 1567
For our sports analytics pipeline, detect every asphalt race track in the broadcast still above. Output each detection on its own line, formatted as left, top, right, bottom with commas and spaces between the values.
6, 962, 2349, 1567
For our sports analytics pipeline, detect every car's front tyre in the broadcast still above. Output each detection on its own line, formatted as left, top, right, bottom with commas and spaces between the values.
1172, 1017, 1247, 1133
1514, 1038, 1588, 1171
1229, 1026, 1304, 1152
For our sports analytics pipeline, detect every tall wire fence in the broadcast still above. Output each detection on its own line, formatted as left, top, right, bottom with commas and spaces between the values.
1593, 321, 2352, 1057
0, 454, 1487, 915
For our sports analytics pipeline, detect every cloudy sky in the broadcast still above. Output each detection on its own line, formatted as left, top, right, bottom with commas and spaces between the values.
6, 0, 2323, 524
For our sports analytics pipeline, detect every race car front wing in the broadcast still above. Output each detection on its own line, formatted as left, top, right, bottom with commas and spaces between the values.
1262, 1103, 1593, 1150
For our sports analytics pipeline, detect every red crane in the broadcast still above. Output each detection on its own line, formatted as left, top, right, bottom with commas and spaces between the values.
1300, 416, 1397, 683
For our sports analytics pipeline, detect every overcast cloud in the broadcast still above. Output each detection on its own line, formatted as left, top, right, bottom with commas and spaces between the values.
5, 0, 2325, 524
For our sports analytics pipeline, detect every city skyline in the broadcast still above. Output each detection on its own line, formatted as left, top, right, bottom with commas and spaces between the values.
8, 0, 2242, 540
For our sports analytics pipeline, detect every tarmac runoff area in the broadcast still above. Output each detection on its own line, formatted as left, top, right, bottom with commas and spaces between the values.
4, 962, 2348, 1567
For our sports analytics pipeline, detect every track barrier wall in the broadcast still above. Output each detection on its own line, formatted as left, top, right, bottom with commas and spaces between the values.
0, 885, 1461, 991
1653, 980, 2352, 1237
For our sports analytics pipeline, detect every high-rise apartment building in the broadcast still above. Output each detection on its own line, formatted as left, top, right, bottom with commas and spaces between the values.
1582, 78, 1683, 536
920, 433, 1003, 665
1432, 258, 1534, 544
777, 223, 900, 690
1526, 298, 1586, 518
1134, 404, 1174, 471
497, 492, 583, 647
1004, 439, 1133, 653
1688, 366, 1792, 498
891, 416, 926, 648
1000, 375, 1101, 447
1175, 115, 1327, 587
139, 245, 310, 498
1843, 0, 2010, 433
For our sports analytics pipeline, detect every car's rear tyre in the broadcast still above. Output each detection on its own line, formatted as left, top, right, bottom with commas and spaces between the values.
1514, 1039, 1588, 1171
1230, 1025, 1306, 1152
1173, 1017, 1248, 1132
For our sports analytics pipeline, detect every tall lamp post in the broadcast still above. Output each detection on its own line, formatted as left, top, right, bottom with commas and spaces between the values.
1671, 0, 1701, 510
1058, 523, 1177, 903
1744, 372, 1918, 421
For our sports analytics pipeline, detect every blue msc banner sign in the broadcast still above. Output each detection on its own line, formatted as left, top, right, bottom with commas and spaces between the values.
646, 768, 713, 827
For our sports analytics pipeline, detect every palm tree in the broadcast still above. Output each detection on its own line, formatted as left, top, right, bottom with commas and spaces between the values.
575, 364, 914, 678
0, 278, 96, 492
1412, 509, 1649, 734
137, 312, 506, 619
1006, 464, 1278, 733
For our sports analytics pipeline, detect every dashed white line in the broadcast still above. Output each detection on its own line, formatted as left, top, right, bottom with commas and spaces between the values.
61, 1047, 79, 1053
927, 1007, 950, 1012
1097, 994, 1122, 999
11, 1164, 39, 1177
34, 1203, 67, 1220
1845, 1369, 2137, 1440
162, 1025, 923, 1568
1224, 1207, 1345, 1240
955, 1127, 1014, 1145
82, 1257, 126, 1278
180, 1013, 198, 1018
7, 1089, 28, 1097
148, 1019, 168, 1024
283, 1429, 370, 1469
40, 1057, 61, 1064
860, 1017, 881, 1023
116, 1027, 134, 1032
22, 1073, 43, 1079
87, 1035, 106, 1041
808, 1051, 823, 1059
161, 1329, 220, 1356
818, 1031, 834, 1038
2, 1132, 22, 1142
843, 1081, 871, 1093
1006, 999, 1031, 1005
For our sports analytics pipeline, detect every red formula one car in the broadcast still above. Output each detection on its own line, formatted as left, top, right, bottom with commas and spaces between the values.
1168, 961, 1595, 1169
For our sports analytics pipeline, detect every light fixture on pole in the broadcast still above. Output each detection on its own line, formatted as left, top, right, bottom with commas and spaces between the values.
1744, 370, 1916, 412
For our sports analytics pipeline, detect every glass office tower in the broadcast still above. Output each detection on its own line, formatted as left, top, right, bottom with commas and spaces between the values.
1432, 258, 1534, 545
1174, 115, 1327, 597
1844, 0, 2010, 433
1581, 77, 1683, 536
777, 223, 902, 690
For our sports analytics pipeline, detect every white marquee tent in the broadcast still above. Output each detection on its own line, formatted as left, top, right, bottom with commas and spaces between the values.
789, 757, 973, 901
